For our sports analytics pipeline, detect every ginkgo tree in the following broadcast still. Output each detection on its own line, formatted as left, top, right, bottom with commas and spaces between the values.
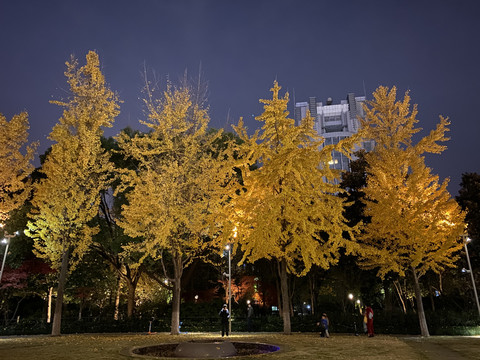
26, 51, 120, 336
226, 81, 360, 334
358, 86, 465, 337
0, 112, 37, 223
117, 81, 234, 335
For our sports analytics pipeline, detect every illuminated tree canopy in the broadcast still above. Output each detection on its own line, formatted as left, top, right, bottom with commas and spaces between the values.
227, 81, 360, 333
117, 82, 234, 335
0, 112, 37, 223
26, 50, 120, 335
359, 86, 465, 336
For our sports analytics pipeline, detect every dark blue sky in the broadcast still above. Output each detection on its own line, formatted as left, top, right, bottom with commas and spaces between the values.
1, 0, 479, 195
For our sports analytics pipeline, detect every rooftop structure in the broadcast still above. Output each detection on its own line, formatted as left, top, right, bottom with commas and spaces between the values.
295, 93, 374, 171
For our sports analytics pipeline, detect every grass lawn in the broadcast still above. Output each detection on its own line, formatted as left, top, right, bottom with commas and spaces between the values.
1, 332, 480, 360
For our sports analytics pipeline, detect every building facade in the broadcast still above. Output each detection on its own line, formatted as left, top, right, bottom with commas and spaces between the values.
294, 93, 374, 171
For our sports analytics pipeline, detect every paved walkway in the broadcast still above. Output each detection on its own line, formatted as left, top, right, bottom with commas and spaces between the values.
401, 337, 466, 360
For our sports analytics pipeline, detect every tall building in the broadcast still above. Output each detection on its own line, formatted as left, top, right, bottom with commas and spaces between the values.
295, 93, 374, 171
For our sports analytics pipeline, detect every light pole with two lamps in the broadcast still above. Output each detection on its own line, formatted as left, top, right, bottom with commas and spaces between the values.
225, 227, 237, 335
348, 293, 360, 336
462, 234, 480, 317
225, 243, 232, 334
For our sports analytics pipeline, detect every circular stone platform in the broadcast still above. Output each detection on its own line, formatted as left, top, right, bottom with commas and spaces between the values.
130, 341, 281, 358
175, 341, 237, 358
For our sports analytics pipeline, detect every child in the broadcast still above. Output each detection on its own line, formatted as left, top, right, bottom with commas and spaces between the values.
318, 313, 330, 338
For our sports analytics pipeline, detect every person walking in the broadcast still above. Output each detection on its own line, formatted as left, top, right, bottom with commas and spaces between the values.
365, 306, 374, 337
219, 304, 230, 337
362, 307, 368, 335
320, 313, 330, 338
247, 303, 254, 332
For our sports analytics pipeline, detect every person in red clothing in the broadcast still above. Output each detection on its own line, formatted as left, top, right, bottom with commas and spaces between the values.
365, 306, 374, 337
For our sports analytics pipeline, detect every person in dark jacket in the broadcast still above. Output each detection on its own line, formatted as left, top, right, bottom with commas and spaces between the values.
319, 313, 330, 338
219, 304, 230, 336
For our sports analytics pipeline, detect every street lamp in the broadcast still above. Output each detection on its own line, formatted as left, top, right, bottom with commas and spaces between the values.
225, 226, 237, 335
225, 243, 232, 334
462, 235, 480, 317
347, 293, 359, 336
0, 231, 19, 283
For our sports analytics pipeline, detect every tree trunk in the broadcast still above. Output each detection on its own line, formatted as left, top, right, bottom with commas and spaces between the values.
78, 300, 83, 321
393, 280, 407, 314
47, 286, 53, 323
8, 296, 25, 326
275, 272, 282, 315
170, 252, 183, 335
383, 280, 393, 313
430, 288, 436, 312
277, 259, 291, 334
309, 272, 316, 315
412, 267, 429, 337
126, 279, 136, 318
52, 248, 70, 336
289, 277, 295, 317
114, 276, 121, 320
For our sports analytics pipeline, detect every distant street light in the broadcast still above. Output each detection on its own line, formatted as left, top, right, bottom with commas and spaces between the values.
462, 234, 480, 317
0, 230, 19, 282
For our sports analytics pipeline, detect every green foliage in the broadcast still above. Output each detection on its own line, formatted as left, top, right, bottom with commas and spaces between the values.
340, 150, 368, 227
457, 172, 480, 242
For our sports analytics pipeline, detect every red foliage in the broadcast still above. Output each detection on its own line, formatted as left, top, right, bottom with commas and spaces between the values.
0, 265, 28, 290
0, 257, 54, 290
18, 257, 55, 275
184, 275, 278, 307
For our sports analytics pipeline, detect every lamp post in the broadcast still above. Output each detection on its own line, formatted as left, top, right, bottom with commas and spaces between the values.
225, 244, 232, 334
348, 293, 359, 336
225, 227, 237, 335
463, 235, 480, 317
0, 231, 19, 283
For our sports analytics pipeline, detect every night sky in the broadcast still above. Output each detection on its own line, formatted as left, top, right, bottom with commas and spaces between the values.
1, 0, 479, 195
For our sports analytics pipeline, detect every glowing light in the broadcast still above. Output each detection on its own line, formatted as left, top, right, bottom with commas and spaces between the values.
348, 293, 354, 300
